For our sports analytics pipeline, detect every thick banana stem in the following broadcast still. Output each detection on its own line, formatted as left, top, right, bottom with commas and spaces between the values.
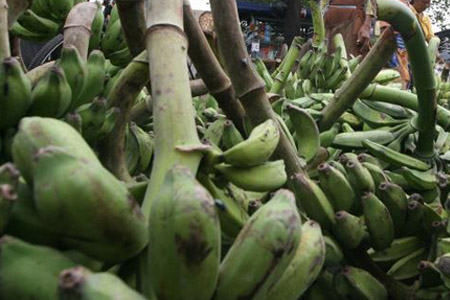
99, 51, 149, 183
319, 28, 397, 131
210, 0, 310, 201
115, 0, 146, 57
270, 36, 303, 94
377, 0, 437, 159
308, 0, 325, 46
0, 0, 10, 60
6, 0, 32, 28
63, 2, 98, 61
183, 0, 246, 134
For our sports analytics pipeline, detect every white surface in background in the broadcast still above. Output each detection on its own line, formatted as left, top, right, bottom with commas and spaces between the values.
189, 0, 211, 11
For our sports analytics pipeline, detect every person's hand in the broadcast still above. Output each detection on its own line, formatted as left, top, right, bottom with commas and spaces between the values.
357, 24, 371, 53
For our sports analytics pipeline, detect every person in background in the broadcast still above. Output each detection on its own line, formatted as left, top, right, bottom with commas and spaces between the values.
323, 0, 377, 58
410, 0, 434, 42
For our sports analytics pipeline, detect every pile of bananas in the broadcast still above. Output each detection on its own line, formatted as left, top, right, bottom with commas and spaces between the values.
4, 1, 450, 299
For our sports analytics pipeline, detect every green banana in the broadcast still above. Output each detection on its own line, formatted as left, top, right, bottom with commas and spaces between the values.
58, 45, 87, 111
88, 2, 104, 51
108, 46, 133, 67
326, 67, 348, 90
369, 236, 425, 263
223, 119, 280, 167
319, 122, 340, 147
287, 104, 320, 162
362, 139, 430, 171
377, 181, 408, 235
362, 191, 395, 251
32, 146, 148, 263
0, 235, 76, 300
329, 160, 347, 176
344, 158, 376, 204
64, 112, 82, 133
12, 117, 98, 183
302, 270, 336, 300
362, 100, 413, 119
59, 266, 146, 300
291, 173, 335, 229
333, 130, 396, 148
362, 162, 389, 188
386, 247, 426, 280
333, 210, 365, 249
0, 57, 32, 130
317, 162, 355, 212
75, 50, 106, 107
333, 266, 387, 300
101, 20, 127, 57
418, 261, 444, 289
402, 201, 426, 237
148, 166, 220, 300
221, 120, 244, 150
28, 65, 72, 118
203, 117, 226, 147
323, 235, 345, 267
265, 221, 325, 300
10, 21, 56, 42
197, 173, 249, 238
213, 189, 302, 300
30, 0, 53, 19
214, 160, 287, 192
17, 9, 60, 37
130, 123, 154, 173
48, 0, 73, 22
353, 99, 407, 128
373, 69, 401, 85
398, 167, 437, 191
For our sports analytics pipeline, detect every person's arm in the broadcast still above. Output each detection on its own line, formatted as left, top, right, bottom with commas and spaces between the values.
357, 0, 375, 52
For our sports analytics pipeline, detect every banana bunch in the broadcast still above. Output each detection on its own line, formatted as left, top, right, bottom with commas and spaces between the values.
198, 118, 287, 193
125, 122, 154, 176
100, 5, 132, 67
10, 0, 101, 43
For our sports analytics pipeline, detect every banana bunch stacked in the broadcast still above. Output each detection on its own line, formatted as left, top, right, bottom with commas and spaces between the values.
10, 0, 102, 43
436, 78, 450, 108
100, 5, 133, 67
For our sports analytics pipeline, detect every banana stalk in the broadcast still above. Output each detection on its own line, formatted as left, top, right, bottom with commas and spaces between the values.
6, 0, 32, 28
115, 0, 146, 57
377, 0, 437, 159
63, 2, 98, 60
99, 51, 149, 183
183, 0, 246, 134
210, 0, 310, 205
270, 36, 303, 95
319, 28, 397, 131
0, 0, 9, 60
308, 0, 325, 46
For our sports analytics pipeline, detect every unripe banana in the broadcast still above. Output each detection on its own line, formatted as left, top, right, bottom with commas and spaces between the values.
213, 189, 302, 300
362, 191, 395, 251
75, 50, 106, 107
369, 236, 425, 263
130, 123, 154, 173
215, 160, 287, 192
265, 220, 325, 300
10, 21, 55, 42
58, 45, 87, 111
59, 266, 146, 300
398, 167, 437, 191
49, 0, 73, 22
402, 200, 426, 237
386, 247, 426, 280
204, 118, 226, 147
88, 2, 104, 51
287, 104, 320, 162
418, 261, 444, 289
32, 146, 148, 263
377, 181, 408, 235
333, 210, 365, 249
12, 117, 100, 184
319, 122, 340, 147
221, 120, 244, 150
0, 57, 32, 130
291, 173, 335, 229
0, 235, 76, 300
317, 162, 355, 212
362, 162, 389, 188
64, 112, 83, 133
148, 165, 220, 300
333, 266, 387, 300
28, 65, 72, 118
101, 19, 127, 57
345, 158, 375, 212
302, 270, 336, 300
223, 119, 280, 167
323, 235, 345, 267
18, 9, 60, 37
353, 99, 406, 128
108, 46, 133, 67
